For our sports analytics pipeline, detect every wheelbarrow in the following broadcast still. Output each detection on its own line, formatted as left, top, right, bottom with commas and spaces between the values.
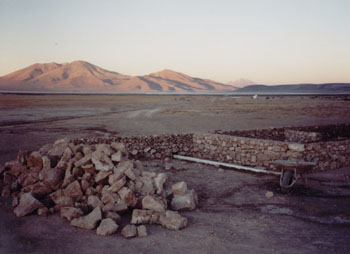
270, 160, 316, 188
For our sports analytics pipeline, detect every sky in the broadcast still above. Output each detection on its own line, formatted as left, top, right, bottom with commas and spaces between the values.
0, 0, 350, 85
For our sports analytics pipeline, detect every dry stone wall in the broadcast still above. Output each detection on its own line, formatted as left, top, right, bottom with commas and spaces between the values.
192, 133, 350, 171
72, 126, 350, 172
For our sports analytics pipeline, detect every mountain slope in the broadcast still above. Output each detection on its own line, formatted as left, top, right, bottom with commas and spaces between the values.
235, 83, 350, 94
0, 61, 236, 93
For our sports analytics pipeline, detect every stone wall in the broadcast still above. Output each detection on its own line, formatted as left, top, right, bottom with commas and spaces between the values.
216, 123, 350, 143
191, 133, 350, 171
74, 129, 350, 172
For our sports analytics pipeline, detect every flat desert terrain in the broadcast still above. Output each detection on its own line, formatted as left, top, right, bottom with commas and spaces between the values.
1, 94, 350, 253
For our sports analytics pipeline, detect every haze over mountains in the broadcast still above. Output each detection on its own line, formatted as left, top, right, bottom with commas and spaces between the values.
0, 61, 236, 93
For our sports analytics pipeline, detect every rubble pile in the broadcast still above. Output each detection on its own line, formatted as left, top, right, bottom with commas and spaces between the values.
0, 138, 198, 238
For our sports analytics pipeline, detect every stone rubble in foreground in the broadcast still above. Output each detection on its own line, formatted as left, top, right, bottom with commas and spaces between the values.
0, 138, 198, 238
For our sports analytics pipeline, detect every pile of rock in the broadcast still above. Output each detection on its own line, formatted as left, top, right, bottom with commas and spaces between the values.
0, 138, 198, 238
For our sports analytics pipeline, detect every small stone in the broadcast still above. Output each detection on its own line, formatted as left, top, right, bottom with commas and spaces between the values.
171, 190, 198, 211
61, 207, 84, 221
142, 195, 166, 213
121, 224, 137, 238
108, 176, 126, 193
96, 218, 119, 236
265, 191, 274, 199
37, 207, 49, 217
131, 209, 154, 224
95, 170, 112, 184
111, 142, 126, 153
27, 152, 43, 168
41, 156, 51, 169
71, 207, 102, 230
108, 171, 124, 185
172, 181, 187, 195
63, 180, 83, 200
14, 193, 42, 217
74, 154, 92, 168
137, 225, 148, 237
154, 173, 167, 195
50, 190, 74, 207
48, 139, 69, 157
104, 211, 121, 223
111, 151, 122, 162
124, 167, 136, 181
159, 210, 188, 231
92, 156, 111, 171
88, 195, 104, 209
41, 167, 65, 190
118, 187, 137, 207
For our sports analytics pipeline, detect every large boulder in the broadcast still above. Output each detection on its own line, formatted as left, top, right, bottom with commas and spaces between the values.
70, 207, 102, 230
14, 193, 42, 217
96, 218, 119, 236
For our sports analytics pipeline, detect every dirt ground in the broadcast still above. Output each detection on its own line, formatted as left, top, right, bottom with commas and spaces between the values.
1, 94, 350, 253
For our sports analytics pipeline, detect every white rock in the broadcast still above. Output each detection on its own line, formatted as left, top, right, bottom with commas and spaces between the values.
154, 173, 167, 195
172, 181, 187, 195
87, 195, 104, 209
142, 195, 166, 213
60, 207, 84, 221
137, 225, 148, 237
96, 218, 119, 236
159, 210, 188, 231
288, 143, 305, 152
121, 224, 137, 238
70, 207, 102, 230
14, 193, 42, 217
131, 209, 154, 224
171, 190, 198, 211
111, 151, 122, 162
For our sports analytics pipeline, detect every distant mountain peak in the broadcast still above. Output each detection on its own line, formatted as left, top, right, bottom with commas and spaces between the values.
227, 78, 256, 88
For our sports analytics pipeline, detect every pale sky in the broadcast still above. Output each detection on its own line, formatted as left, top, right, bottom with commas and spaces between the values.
0, 0, 349, 84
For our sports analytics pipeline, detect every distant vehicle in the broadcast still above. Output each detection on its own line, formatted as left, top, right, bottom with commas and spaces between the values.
253, 94, 258, 99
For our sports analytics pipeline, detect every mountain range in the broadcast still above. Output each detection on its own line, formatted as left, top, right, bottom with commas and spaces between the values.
1, 61, 349, 94
235, 83, 350, 94
0, 61, 236, 93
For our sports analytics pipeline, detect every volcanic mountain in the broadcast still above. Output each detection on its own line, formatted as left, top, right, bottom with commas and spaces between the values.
0, 61, 236, 93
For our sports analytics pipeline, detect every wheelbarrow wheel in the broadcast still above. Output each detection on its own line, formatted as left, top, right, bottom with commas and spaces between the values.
281, 170, 294, 187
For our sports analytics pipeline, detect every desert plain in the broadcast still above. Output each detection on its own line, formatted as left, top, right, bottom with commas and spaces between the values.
1, 93, 350, 253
